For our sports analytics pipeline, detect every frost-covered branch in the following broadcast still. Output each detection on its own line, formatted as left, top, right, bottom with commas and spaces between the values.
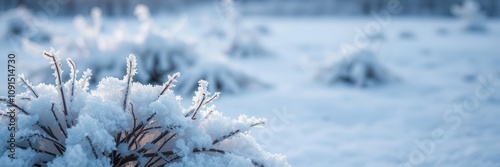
86, 135, 99, 159
79, 69, 92, 90
43, 50, 69, 121
123, 54, 137, 111
159, 72, 180, 96
66, 58, 77, 101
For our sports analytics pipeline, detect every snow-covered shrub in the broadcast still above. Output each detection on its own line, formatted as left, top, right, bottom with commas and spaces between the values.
213, 0, 272, 58
317, 49, 395, 87
131, 5, 198, 84
74, 7, 103, 40
0, 7, 52, 43
175, 55, 267, 95
32, 4, 195, 87
132, 29, 197, 84
88, 4, 198, 83
226, 27, 272, 58
0, 49, 289, 167
451, 0, 487, 32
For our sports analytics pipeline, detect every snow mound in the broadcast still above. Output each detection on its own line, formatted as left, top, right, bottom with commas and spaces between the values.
0, 49, 289, 167
176, 55, 267, 95
317, 49, 396, 87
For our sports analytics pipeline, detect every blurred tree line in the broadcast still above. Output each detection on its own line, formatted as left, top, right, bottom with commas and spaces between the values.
1, 0, 499, 17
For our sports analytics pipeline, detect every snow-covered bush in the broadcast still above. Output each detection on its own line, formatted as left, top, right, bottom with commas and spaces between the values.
132, 19, 197, 84
30, 4, 196, 87
0, 49, 289, 167
0, 7, 52, 43
89, 4, 198, 83
317, 49, 395, 87
175, 55, 267, 95
451, 0, 487, 32
226, 27, 272, 58
213, 0, 272, 58
74, 7, 103, 40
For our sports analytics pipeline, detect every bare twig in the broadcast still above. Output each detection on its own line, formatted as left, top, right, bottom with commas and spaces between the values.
130, 103, 137, 131
51, 103, 67, 138
212, 122, 265, 145
204, 109, 214, 120
146, 133, 177, 166
146, 112, 156, 122
27, 139, 57, 156
8, 102, 29, 115
19, 75, 38, 98
86, 135, 99, 159
38, 124, 57, 140
19, 133, 65, 150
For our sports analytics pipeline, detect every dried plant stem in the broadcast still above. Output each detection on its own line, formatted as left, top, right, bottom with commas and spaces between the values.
130, 103, 137, 130
204, 92, 220, 105
67, 59, 76, 101
20, 133, 64, 150
185, 93, 206, 118
44, 52, 69, 125
19, 76, 38, 98
51, 103, 67, 138
144, 133, 177, 166
204, 109, 214, 120
123, 57, 134, 111
213, 122, 265, 145
26, 139, 57, 156
86, 135, 99, 159
159, 72, 180, 96
8, 102, 29, 115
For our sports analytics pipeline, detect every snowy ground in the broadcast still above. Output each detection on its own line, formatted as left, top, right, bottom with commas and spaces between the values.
215, 17, 500, 167
2, 16, 500, 166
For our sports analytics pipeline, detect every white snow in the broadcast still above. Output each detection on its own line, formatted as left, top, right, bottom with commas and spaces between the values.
451, 0, 488, 32
1, 51, 289, 166
1, 4, 500, 167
